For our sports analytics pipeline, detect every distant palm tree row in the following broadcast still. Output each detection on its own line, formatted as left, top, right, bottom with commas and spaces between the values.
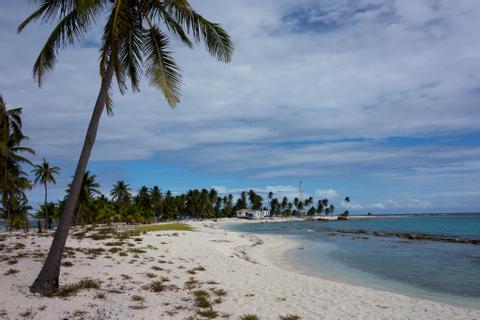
34, 177, 339, 227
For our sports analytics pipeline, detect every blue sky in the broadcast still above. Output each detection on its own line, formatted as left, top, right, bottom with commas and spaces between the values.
1, 0, 480, 213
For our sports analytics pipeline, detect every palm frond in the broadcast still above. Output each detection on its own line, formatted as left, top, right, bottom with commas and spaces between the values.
119, 26, 144, 92
31, 9, 93, 86
144, 26, 181, 107
151, 2, 193, 49
100, 0, 133, 90
105, 91, 114, 116
163, 1, 233, 62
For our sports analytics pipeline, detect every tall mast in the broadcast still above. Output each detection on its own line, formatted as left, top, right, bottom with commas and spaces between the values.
299, 180, 304, 214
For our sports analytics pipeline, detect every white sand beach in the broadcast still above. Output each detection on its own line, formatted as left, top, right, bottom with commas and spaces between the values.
0, 220, 479, 320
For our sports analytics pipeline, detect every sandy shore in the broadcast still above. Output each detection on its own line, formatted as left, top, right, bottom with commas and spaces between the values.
0, 220, 479, 320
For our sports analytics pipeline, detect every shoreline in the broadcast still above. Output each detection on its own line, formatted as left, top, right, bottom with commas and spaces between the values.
216, 218, 480, 310
0, 220, 479, 319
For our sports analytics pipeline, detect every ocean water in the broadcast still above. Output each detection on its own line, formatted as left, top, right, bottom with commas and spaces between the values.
226, 214, 480, 308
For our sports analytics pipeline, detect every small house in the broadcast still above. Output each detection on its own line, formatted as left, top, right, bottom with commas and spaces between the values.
236, 209, 269, 220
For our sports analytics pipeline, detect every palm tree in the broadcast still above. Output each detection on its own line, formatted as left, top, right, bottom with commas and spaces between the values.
344, 196, 350, 212
110, 180, 131, 210
0, 96, 23, 144
67, 171, 101, 225
329, 204, 336, 215
0, 97, 34, 229
150, 186, 163, 221
32, 159, 60, 228
20, 0, 233, 294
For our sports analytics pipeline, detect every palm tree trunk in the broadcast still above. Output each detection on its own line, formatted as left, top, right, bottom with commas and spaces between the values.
30, 62, 114, 295
7, 193, 11, 232
4, 164, 11, 232
44, 181, 48, 230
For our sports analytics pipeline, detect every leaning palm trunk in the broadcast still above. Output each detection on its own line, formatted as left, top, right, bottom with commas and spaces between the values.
30, 62, 114, 294
44, 181, 48, 229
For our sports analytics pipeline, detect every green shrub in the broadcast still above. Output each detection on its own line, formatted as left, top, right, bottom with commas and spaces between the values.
240, 315, 261, 320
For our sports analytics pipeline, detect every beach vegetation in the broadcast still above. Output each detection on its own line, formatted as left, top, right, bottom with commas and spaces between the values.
134, 223, 193, 232
61, 261, 73, 267
212, 288, 227, 297
240, 315, 261, 320
197, 309, 219, 318
4, 268, 19, 275
193, 290, 212, 308
131, 295, 145, 302
148, 281, 166, 292
279, 315, 301, 320
95, 292, 106, 299
55, 278, 101, 298
129, 305, 147, 310
185, 277, 198, 289
19, 309, 33, 318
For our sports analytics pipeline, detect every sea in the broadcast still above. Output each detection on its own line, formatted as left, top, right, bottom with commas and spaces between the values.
225, 213, 480, 308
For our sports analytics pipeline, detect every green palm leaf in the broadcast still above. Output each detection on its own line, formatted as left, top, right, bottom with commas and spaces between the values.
144, 26, 181, 107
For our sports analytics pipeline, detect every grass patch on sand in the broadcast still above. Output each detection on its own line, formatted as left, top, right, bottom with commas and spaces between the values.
131, 295, 145, 302
193, 290, 212, 309
134, 223, 193, 233
197, 309, 219, 318
4, 268, 19, 275
61, 261, 74, 267
279, 315, 301, 320
147, 281, 166, 292
55, 278, 101, 297
240, 315, 261, 320
95, 292, 106, 299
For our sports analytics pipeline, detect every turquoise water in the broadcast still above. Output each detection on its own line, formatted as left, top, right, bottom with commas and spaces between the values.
226, 214, 480, 308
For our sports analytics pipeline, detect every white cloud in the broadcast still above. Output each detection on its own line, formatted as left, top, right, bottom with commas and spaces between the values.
315, 189, 338, 199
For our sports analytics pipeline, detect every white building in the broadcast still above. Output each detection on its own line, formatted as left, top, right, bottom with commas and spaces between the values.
236, 209, 270, 220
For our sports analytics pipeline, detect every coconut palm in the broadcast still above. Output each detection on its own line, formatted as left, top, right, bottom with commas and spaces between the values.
32, 159, 60, 228
0, 96, 23, 144
344, 196, 350, 211
329, 204, 336, 215
150, 186, 163, 220
0, 98, 34, 229
20, 0, 233, 294
110, 180, 131, 210
66, 171, 101, 225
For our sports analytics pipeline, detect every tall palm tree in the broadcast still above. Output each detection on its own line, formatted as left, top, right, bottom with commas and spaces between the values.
0, 97, 34, 229
110, 180, 131, 210
32, 159, 60, 228
344, 196, 350, 212
0, 96, 23, 144
20, 0, 233, 294
150, 186, 163, 220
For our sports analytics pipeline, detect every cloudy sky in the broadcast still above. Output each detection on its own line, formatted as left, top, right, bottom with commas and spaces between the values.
1, 0, 480, 213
